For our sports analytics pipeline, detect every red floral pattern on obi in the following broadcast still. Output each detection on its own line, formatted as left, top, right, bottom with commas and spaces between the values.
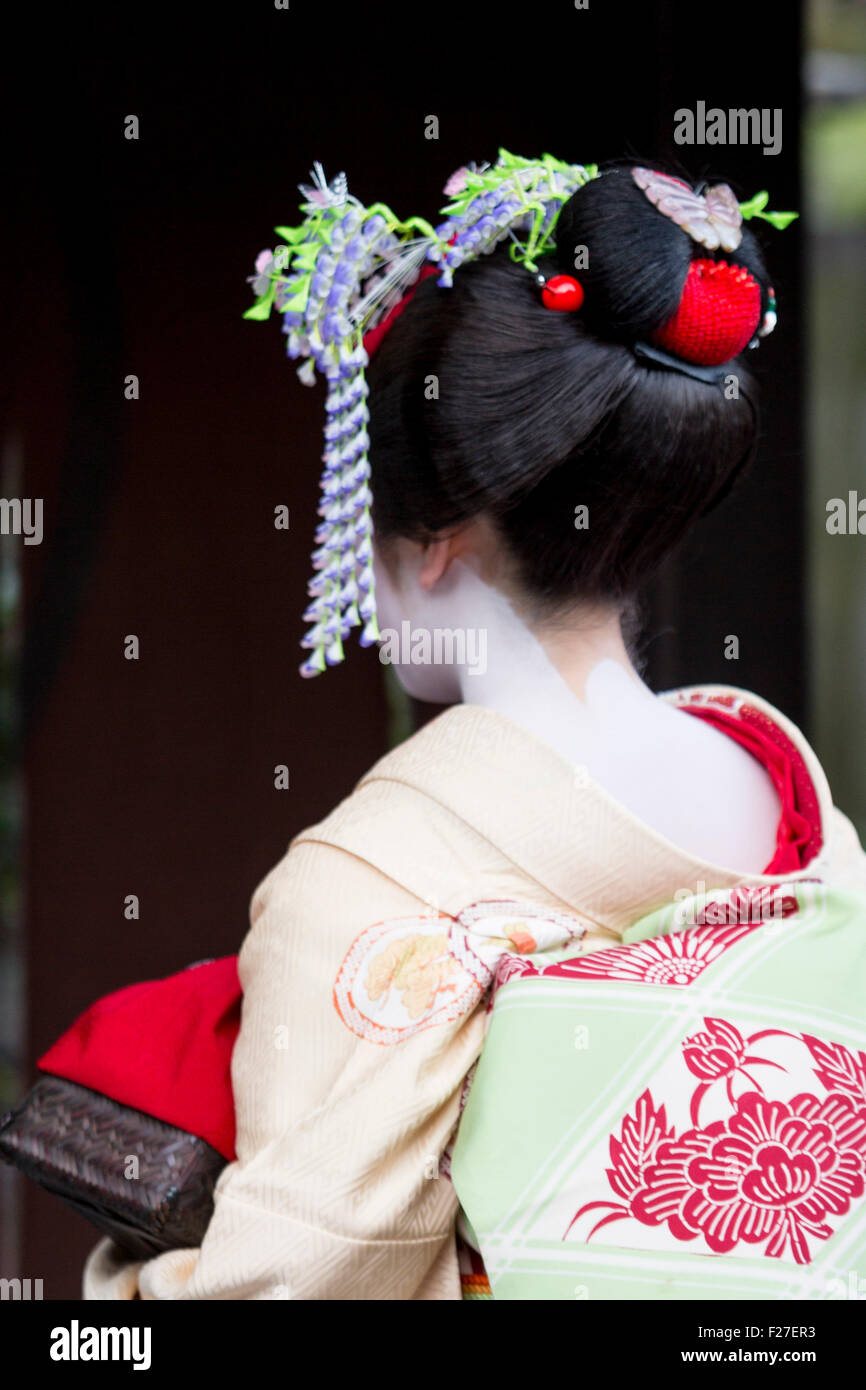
692, 884, 800, 925
491, 884, 803, 1001
537, 923, 759, 988
641, 1091, 866, 1264
565, 1025, 866, 1265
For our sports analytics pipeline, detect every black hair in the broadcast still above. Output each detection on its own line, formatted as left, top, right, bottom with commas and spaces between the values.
366, 163, 772, 613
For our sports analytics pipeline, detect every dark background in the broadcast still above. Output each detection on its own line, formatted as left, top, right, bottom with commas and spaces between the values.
3, 3, 803, 1295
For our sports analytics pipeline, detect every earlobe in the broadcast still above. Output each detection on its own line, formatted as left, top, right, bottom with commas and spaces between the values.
418, 537, 456, 590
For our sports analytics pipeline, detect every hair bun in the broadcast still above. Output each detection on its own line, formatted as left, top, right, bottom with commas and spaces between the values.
552, 166, 770, 345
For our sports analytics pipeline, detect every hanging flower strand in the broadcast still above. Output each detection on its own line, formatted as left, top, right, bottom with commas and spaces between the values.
243, 151, 599, 676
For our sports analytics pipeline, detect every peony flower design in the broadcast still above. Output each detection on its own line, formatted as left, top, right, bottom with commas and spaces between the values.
633, 1091, 866, 1265
684, 1017, 750, 1080
564, 1090, 673, 1242
564, 1021, 866, 1265
741, 1032, 866, 1105
800, 1035, 866, 1103
682, 1016, 785, 1124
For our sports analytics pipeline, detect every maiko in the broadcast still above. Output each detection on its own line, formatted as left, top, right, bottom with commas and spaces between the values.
49, 1320, 152, 1371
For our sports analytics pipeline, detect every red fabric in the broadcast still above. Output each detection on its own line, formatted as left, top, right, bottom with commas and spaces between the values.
653, 259, 761, 366
680, 704, 819, 874
37, 956, 241, 1160
362, 264, 439, 357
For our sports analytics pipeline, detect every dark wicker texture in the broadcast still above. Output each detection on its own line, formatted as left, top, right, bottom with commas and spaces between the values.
0, 1075, 227, 1260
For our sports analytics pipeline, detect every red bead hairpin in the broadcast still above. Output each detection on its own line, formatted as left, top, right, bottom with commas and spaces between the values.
539, 273, 585, 312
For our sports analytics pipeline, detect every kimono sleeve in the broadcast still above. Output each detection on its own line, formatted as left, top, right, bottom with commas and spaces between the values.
83, 837, 485, 1300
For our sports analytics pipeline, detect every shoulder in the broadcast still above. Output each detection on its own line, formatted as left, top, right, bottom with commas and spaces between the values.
244, 707, 507, 949
247, 701, 559, 944
282, 705, 521, 906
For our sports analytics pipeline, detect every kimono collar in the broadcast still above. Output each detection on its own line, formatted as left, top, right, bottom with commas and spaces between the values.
296, 686, 833, 942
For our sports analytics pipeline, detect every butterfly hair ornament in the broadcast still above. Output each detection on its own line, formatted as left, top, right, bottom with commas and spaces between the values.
245, 152, 797, 677
630, 167, 795, 367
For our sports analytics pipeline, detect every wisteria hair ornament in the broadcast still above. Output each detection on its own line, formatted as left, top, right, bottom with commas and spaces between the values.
246, 152, 797, 677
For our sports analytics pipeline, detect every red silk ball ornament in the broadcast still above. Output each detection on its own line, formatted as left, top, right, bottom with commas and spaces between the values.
541, 274, 585, 312
652, 259, 761, 366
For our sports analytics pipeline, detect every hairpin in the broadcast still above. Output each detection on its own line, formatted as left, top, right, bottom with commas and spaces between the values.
536, 272, 585, 311
632, 167, 745, 251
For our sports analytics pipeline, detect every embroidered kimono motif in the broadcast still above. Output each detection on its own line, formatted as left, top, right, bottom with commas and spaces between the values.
333, 901, 585, 1044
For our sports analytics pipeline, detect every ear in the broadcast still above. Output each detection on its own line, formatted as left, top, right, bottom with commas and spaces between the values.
417, 535, 459, 590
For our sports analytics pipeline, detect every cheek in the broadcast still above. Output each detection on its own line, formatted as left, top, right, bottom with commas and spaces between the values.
371, 546, 462, 703
372, 548, 405, 632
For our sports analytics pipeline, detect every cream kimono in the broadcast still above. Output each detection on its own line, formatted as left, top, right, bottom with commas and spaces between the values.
83, 685, 866, 1300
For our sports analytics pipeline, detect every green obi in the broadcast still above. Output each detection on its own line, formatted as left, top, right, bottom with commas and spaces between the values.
452, 881, 866, 1300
